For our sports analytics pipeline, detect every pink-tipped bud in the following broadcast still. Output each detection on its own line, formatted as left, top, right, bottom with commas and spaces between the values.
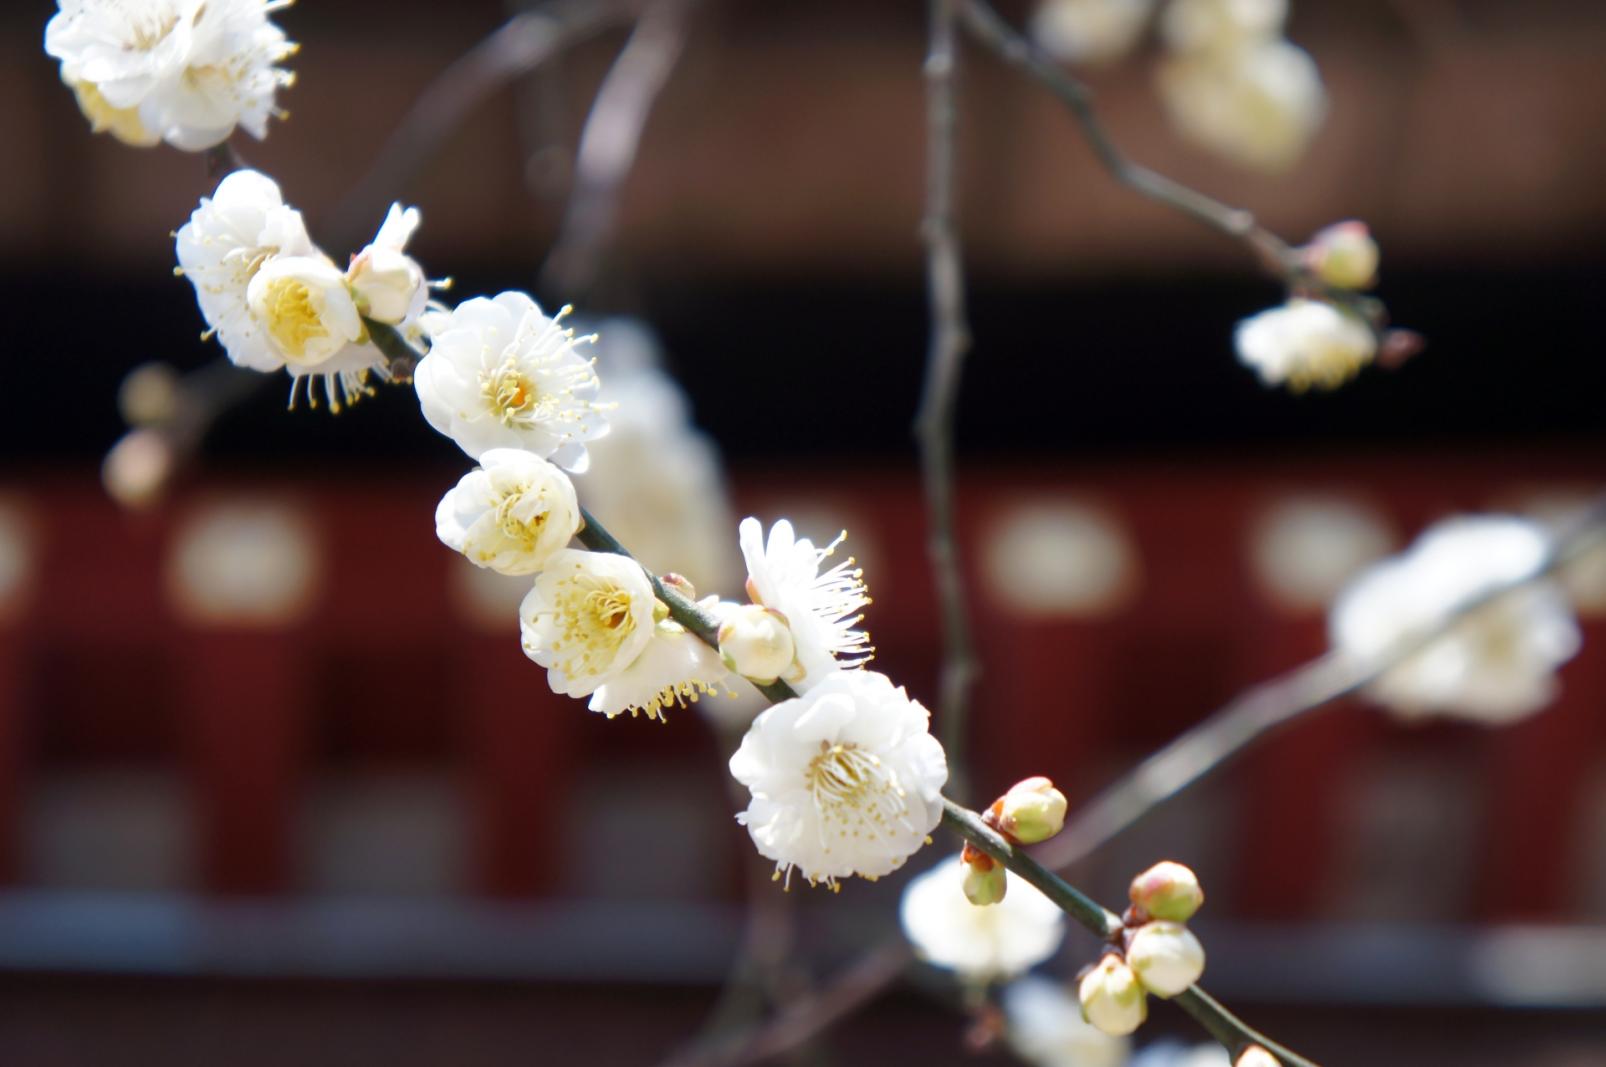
1129, 861, 1204, 923
962, 859, 1008, 906
1305, 220, 1379, 290
996, 776, 1068, 844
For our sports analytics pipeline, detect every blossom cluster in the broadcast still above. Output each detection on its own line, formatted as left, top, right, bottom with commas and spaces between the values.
1034, 0, 1326, 173
176, 169, 430, 411
45, 0, 296, 151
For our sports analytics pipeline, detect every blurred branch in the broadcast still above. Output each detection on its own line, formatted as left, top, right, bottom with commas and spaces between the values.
540, 0, 697, 298
917, 0, 981, 804
333, 0, 640, 247
1036, 489, 1606, 871
955, 0, 1296, 278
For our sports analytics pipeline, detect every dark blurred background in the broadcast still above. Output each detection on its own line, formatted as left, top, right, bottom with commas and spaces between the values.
3, 0, 1606, 1064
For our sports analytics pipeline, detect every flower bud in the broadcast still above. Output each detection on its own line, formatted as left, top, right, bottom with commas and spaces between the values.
997, 776, 1068, 844
1078, 954, 1147, 1037
347, 245, 425, 324
118, 362, 182, 429
1306, 221, 1379, 290
1236, 1046, 1281, 1067
1126, 920, 1205, 998
718, 604, 796, 683
102, 429, 174, 510
962, 859, 1008, 906
1129, 860, 1204, 922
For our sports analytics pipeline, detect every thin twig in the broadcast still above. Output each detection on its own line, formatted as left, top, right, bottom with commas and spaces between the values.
332, 0, 639, 248
917, 0, 981, 804
941, 799, 1322, 1067
539, 0, 696, 298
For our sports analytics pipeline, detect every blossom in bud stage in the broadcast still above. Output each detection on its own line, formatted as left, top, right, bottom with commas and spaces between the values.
730, 670, 947, 887
1159, 0, 1286, 55
963, 859, 1008, 906
102, 429, 175, 510
347, 203, 428, 327
45, 0, 297, 152
414, 292, 609, 470
118, 362, 182, 428
1236, 1047, 1281, 1067
1078, 954, 1147, 1036
1330, 515, 1581, 724
900, 855, 1064, 980
738, 518, 872, 691
435, 448, 581, 576
588, 612, 730, 721
1156, 40, 1325, 173
1001, 976, 1130, 1067
1234, 299, 1375, 392
997, 777, 1069, 844
1305, 221, 1379, 290
519, 548, 656, 698
1032, 0, 1155, 66
718, 603, 796, 683
1126, 920, 1206, 997
1129, 860, 1204, 922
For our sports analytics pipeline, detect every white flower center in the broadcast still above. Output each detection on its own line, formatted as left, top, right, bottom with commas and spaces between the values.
805, 741, 908, 841
494, 486, 548, 547
550, 575, 638, 679
259, 276, 328, 359
127, 10, 181, 52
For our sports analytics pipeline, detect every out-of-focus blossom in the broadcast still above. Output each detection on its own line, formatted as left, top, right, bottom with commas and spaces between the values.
900, 854, 1064, 980
1033, 0, 1155, 65
102, 429, 176, 510
731, 671, 947, 887
1305, 220, 1380, 290
739, 518, 872, 691
1130, 1041, 1230, 1067
45, 0, 297, 151
1234, 299, 1375, 392
1159, 0, 1285, 55
435, 448, 580, 577
519, 548, 656, 699
1002, 975, 1131, 1067
415, 293, 608, 470
1156, 39, 1325, 172
1329, 515, 1582, 724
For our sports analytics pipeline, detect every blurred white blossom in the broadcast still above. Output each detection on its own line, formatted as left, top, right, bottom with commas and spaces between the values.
435, 448, 580, 577
1234, 299, 1374, 392
1156, 38, 1324, 172
1329, 516, 1582, 724
1033, 0, 1155, 65
730, 670, 946, 887
1130, 1041, 1230, 1067
900, 855, 1064, 980
1002, 976, 1130, 1067
45, 0, 296, 151
740, 518, 872, 691
1159, 0, 1285, 55
415, 293, 609, 470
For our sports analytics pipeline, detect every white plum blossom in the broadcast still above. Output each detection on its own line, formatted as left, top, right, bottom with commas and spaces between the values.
45, 0, 297, 151
1159, 0, 1286, 55
1002, 976, 1130, 1067
176, 169, 389, 411
1156, 39, 1326, 173
435, 448, 581, 576
415, 292, 609, 470
739, 517, 873, 691
1234, 299, 1375, 392
899, 854, 1064, 981
347, 203, 429, 329
589, 616, 731, 721
730, 670, 947, 887
1032, 0, 1154, 66
520, 548, 656, 699
1329, 516, 1582, 724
